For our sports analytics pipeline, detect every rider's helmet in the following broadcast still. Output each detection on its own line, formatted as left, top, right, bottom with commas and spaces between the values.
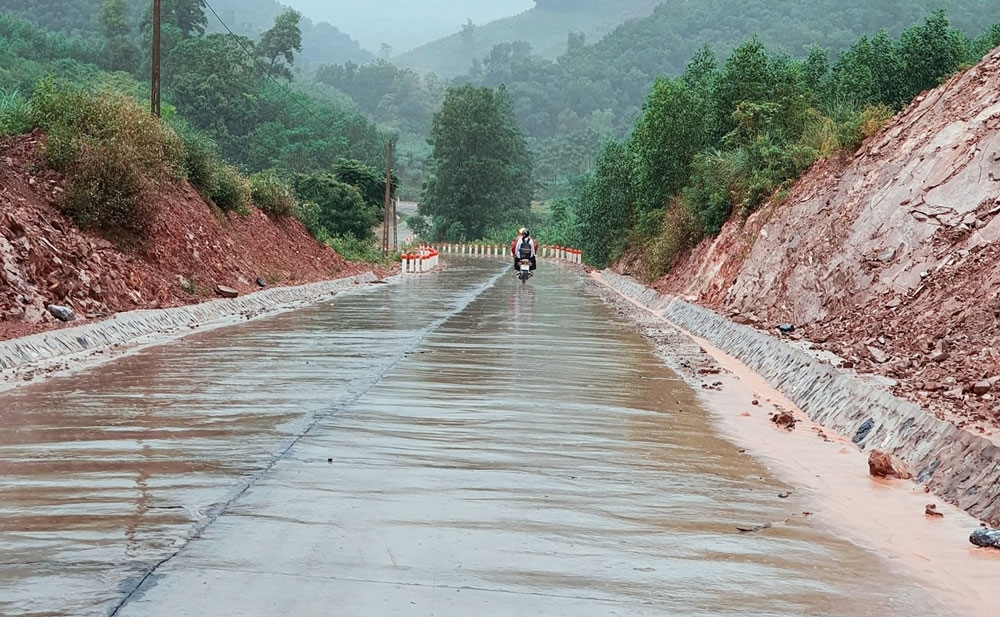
522, 229, 530, 238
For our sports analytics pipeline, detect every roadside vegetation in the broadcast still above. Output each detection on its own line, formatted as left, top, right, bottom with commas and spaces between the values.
0, 2, 396, 260
569, 10, 1000, 273
415, 85, 533, 242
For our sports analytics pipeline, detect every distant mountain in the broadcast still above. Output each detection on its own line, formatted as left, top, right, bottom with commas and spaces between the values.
207, 0, 373, 67
393, 0, 663, 77
279, 0, 535, 54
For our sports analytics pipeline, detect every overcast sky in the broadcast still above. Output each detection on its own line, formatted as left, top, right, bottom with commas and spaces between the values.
280, 0, 536, 53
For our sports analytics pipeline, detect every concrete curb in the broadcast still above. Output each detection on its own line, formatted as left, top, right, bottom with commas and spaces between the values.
599, 270, 1000, 525
0, 273, 378, 374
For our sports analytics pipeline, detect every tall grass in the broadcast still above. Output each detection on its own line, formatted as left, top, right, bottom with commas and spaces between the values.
0, 89, 30, 135
250, 169, 296, 217
25, 80, 184, 244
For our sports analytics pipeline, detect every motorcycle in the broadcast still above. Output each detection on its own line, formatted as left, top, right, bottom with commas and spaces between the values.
516, 259, 533, 284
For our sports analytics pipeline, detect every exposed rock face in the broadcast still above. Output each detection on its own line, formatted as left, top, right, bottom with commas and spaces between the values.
650, 47, 1000, 431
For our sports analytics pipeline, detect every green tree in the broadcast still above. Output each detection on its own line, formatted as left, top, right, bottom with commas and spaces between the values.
576, 141, 633, 268
294, 173, 378, 239
828, 31, 907, 108
711, 37, 776, 142
163, 0, 207, 38
333, 158, 398, 211
630, 77, 708, 216
257, 8, 302, 81
165, 33, 259, 141
420, 84, 533, 239
98, 0, 138, 74
900, 9, 969, 96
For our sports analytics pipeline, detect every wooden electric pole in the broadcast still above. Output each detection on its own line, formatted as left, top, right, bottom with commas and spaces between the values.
382, 140, 394, 256
150, 0, 161, 117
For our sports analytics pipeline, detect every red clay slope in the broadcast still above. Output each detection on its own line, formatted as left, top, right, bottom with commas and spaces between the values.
0, 133, 372, 341
651, 47, 1000, 434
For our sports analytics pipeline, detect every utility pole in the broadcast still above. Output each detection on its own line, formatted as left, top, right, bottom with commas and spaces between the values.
150, 0, 161, 117
392, 196, 398, 251
382, 140, 394, 256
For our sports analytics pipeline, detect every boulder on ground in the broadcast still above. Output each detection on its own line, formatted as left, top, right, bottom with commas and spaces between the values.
973, 380, 992, 396
215, 285, 239, 299
868, 450, 912, 480
46, 304, 76, 322
867, 346, 890, 364
771, 411, 797, 430
970, 528, 1000, 549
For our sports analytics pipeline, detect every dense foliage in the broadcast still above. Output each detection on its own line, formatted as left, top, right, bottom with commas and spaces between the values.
0, 0, 372, 66
208, 0, 373, 67
314, 61, 443, 195
418, 85, 533, 241
293, 174, 376, 241
457, 0, 1000, 190
10, 80, 185, 243
0, 10, 393, 255
571, 10, 1000, 272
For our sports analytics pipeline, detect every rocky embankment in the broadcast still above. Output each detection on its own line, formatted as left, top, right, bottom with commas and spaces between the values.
651, 46, 1000, 436
0, 133, 378, 341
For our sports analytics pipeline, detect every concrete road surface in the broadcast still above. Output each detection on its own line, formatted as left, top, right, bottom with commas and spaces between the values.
0, 259, 947, 616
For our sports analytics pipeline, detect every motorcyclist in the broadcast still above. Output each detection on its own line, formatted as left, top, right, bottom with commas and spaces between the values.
510, 227, 526, 267
513, 229, 537, 273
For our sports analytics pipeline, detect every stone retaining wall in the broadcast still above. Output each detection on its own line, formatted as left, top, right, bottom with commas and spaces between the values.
0, 273, 378, 373
600, 271, 1000, 524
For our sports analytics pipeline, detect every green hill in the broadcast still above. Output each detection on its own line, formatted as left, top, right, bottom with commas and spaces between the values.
0, 0, 373, 67
393, 0, 662, 77
208, 0, 373, 67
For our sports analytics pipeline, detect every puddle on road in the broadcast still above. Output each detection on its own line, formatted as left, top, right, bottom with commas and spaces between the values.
1, 258, 947, 616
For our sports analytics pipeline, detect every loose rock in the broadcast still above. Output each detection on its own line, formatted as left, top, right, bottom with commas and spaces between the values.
925, 504, 944, 518
973, 380, 992, 396
46, 304, 77, 322
215, 285, 239, 299
867, 346, 890, 364
969, 528, 1000, 549
771, 411, 797, 430
868, 450, 912, 480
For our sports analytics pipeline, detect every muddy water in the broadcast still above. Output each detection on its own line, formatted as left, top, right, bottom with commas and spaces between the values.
1, 259, 946, 616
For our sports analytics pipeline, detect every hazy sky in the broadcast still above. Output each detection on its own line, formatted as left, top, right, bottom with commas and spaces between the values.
280, 0, 536, 53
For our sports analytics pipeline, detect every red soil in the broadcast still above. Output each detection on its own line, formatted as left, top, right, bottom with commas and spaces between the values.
0, 132, 389, 341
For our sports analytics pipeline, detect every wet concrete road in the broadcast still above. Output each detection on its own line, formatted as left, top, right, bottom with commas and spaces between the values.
0, 259, 947, 616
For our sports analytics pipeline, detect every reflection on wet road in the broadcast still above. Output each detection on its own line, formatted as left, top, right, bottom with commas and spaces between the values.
1, 259, 946, 616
